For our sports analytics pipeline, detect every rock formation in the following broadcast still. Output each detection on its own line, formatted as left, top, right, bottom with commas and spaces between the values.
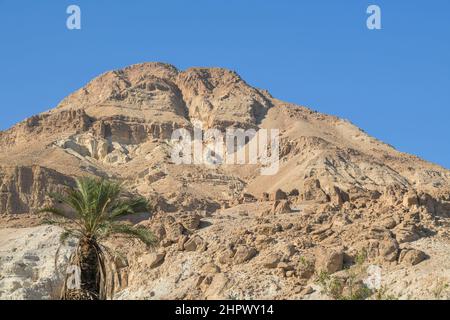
0, 62, 449, 300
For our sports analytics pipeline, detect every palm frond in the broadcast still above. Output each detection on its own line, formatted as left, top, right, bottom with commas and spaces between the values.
110, 197, 149, 219
106, 222, 157, 247
59, 229, 80, 244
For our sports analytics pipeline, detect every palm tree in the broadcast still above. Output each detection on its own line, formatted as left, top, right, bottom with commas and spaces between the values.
40, 176, 156, 300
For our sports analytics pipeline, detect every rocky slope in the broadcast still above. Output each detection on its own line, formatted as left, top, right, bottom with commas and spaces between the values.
0, 62, 449, 300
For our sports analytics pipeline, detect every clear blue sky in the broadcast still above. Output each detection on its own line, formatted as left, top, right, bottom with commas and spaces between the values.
0, 0, 449, 168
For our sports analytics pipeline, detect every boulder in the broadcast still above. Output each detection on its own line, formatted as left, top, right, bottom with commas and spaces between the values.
330, 186, 349, 205
217, 248, 236, 265
378, 237, 400, 262
365, 227, 393, 241
201, 263, 221, 274
233, 246, 257, 264
300, 179, 329, 203
378, 217, 397, 230
269, 189, 287, 201
178, 212, 201, 232
270, 200, 292, 215
394, 223, 422, 244
165, 222, 185, 242
262, 253, 281, 269
142, 251, 166, 269
184, 235, 206, 252
241, 193, 257, 203
399, 248, 427, 266
315, 247, 344, 274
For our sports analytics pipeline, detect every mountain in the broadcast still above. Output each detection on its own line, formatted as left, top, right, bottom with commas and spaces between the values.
1, 62, 449, 300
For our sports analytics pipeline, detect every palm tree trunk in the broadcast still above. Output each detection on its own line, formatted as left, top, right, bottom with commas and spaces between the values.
63, 236, 101, 300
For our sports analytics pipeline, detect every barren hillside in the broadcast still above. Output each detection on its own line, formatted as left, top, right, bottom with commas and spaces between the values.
1, 62, 449, 300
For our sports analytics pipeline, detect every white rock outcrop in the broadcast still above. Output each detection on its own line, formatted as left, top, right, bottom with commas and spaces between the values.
0, 226, 73, 300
